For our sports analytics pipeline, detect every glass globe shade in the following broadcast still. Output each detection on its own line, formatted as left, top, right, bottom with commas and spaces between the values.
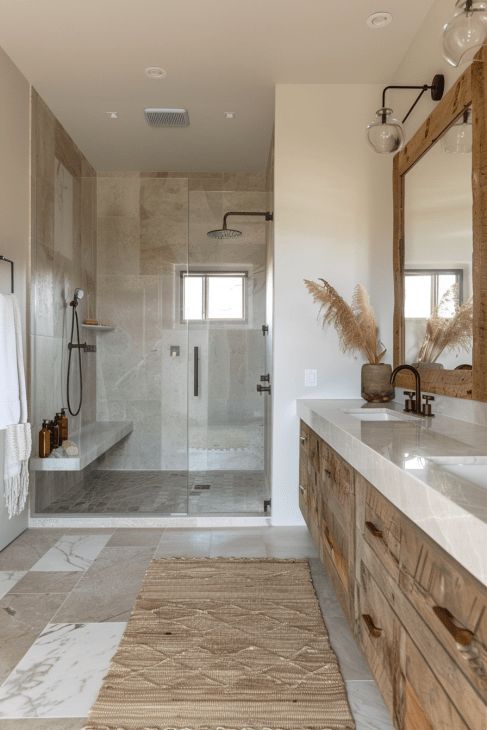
443, 1, 487, 67
366, 108, 405, 154
442, 110, 473, 153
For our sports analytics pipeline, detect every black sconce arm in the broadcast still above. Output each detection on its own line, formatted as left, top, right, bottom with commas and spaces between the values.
380, 74, 445, 124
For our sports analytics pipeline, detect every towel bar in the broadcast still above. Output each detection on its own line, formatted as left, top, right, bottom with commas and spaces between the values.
0, 255, 14, 293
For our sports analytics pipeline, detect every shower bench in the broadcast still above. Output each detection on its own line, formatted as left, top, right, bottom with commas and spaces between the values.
29, 420, 133, 471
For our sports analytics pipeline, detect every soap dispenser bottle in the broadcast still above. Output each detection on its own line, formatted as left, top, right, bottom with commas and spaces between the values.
39, 420, 51, 458
58, 408, 69, 441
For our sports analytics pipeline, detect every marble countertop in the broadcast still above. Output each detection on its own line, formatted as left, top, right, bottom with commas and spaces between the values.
297, 399, 487, 586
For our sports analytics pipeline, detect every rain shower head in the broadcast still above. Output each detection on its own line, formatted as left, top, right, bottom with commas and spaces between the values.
207, 211, 273, 239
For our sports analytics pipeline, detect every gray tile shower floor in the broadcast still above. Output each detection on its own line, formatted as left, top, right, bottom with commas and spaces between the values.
39, 470, 267, 515
0, 527, 393, 729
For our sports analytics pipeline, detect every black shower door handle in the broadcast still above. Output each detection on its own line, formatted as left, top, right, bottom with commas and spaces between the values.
194, 346, 199, 397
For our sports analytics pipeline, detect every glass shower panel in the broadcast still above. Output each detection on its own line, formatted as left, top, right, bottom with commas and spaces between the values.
187, 191, 268, 515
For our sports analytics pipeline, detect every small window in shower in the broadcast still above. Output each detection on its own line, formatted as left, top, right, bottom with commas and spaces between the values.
181, 271, 247, 322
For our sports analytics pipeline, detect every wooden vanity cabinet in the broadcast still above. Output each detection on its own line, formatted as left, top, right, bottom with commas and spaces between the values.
299, 421, 487, 729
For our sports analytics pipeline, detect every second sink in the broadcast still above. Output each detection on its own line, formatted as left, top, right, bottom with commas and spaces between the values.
343, 408, 417, 422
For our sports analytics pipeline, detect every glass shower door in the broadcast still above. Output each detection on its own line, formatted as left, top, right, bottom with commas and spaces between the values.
186, 194, 269, 515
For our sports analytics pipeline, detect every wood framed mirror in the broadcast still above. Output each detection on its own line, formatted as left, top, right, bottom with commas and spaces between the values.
393, 48, 487, 401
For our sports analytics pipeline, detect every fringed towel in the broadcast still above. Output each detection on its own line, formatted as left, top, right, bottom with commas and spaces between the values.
0, 294, 31, 518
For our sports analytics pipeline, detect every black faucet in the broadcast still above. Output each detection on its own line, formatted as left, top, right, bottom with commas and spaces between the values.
391, 364, 422, 415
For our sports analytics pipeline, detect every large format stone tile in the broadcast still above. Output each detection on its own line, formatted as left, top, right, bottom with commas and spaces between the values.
325, 613, 373, 681
209, 529, 267, 558
0, 531, 67, 571
9, 572, 82, 594
347, 680, 394, 730
106, 528, 164, 547
263, 526, 318, 558
31, 534, 111, 572
155, 529, 212, 557
53, 546, 153, 623
0, 593, 67, 683
0, 622, 125, 719
0, 572, 27, 599
0, 720, 85, 729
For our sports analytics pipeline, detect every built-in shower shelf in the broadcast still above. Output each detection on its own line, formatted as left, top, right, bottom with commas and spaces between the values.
29, 420, 133, 472
81, 324, 115, 332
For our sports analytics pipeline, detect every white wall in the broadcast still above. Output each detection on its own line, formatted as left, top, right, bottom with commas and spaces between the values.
271, 84, 392, 524
0, 47, 30, 547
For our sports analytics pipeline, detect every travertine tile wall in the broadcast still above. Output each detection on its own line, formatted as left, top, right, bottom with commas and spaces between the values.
31, 90, 97, 510
95, 171, 268, 472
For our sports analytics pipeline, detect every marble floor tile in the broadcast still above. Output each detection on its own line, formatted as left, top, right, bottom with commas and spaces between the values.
263, 527, 319, 558
8, 572, 82, 595
0, 572, 27, 599
0, 531, 68, 571
325, 613, 373, 681
210, 530, 267, 558
0, 622, 126, 718
347, 680, 394, 729
0, 720, 86, 728
155, 529, 212, 557
53, 546, 153, 623
309, 559, 346, 619
106, 528, 164, 547
30, 534, 111, 572
0, 593, 68, 683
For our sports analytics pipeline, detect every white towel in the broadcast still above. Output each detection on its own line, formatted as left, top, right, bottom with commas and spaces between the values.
0, 294, 31, 517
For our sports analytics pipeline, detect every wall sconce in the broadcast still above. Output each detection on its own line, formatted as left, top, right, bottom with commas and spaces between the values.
443, 1, 487, 67
366, 75, 445, 154
441, 108, 473, 152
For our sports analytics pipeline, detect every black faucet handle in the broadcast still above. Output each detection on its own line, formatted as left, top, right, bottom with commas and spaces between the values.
422, 394, 435, 417
403, 390, 416, 413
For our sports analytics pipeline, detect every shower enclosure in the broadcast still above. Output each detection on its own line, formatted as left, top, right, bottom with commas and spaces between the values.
31, 165, 271, 517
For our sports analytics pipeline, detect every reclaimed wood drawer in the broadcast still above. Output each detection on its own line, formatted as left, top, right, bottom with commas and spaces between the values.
357, 556, 399, 715
397, 630, 469, 730
355, 473, 401, 580
399, 513, 487, 706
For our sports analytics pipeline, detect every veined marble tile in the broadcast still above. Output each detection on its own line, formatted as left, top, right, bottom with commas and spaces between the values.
30, 534, 111, 572
0, 572, 27, 599
0, 622, 125, 718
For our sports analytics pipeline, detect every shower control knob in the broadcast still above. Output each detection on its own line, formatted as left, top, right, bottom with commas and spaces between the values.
256, 384, 271, 395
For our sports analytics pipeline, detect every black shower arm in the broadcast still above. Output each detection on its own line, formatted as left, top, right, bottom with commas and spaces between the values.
223, 211, 273, 227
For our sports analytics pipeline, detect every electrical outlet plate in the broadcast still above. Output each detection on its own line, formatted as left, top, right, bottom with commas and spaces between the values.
304, 369, 318, 387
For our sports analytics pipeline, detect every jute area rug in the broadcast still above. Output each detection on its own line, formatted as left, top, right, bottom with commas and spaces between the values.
84, 558, 355, 730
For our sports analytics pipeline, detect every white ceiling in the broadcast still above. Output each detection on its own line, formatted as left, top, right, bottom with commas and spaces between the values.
0, 0, 437, 172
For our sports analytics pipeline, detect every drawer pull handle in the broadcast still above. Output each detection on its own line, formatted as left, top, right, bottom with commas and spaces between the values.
299, 485, 306, 495
365, 521, 384, 539
300, 436, 307, 444
362, 613, 382, 638
433, 606, 474, 647
324, 468, 332, 478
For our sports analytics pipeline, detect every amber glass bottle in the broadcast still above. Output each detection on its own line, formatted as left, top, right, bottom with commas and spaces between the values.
58, 408, 69, 441
39, 420, 51, 458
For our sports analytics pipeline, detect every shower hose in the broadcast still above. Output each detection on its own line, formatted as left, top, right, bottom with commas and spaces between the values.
66, 303, 83, 416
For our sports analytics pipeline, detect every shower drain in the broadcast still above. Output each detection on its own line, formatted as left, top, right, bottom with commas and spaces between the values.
192, 484, 211, 491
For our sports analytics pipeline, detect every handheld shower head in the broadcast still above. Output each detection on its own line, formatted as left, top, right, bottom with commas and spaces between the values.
70, 288, 85, 308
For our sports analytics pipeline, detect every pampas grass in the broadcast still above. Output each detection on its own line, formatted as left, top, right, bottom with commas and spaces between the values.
304, 279, 386, 364
417, 285, 473, 364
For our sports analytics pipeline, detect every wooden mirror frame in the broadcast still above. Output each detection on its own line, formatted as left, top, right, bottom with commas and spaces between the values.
393, 49, 487, 401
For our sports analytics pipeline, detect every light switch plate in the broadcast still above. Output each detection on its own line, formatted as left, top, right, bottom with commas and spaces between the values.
304, 369, 318, 387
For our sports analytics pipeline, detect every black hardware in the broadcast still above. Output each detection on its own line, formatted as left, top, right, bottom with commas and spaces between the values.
391, 365, 422, 414
262, 324, 269, 335
68, 342, 96, 353
223, 210, 273, 228
264, 498, 271, 513
260, 373, 270, 382
403, 390, 416, 413
422, 394, 435, 418
256, 384, 271, 395
0, 255, 14, 293
194, 346, 199, 397
380, 74, 445, 124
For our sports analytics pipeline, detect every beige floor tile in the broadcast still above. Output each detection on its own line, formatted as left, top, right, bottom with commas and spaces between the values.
106, 528, 164, 547
8, 571, 82, 594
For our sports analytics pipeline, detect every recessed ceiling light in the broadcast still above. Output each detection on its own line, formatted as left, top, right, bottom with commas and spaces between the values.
366, 11, 393, 29
106, 111, 119, 119
224, 112, 236, 119
145, 66, 167, 79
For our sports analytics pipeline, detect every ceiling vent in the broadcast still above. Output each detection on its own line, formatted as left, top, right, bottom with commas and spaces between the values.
144, 108, 189, 127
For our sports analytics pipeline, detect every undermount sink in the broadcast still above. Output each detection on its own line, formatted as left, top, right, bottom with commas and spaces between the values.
427, 456, 487, 489
343, 408, 416, 423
